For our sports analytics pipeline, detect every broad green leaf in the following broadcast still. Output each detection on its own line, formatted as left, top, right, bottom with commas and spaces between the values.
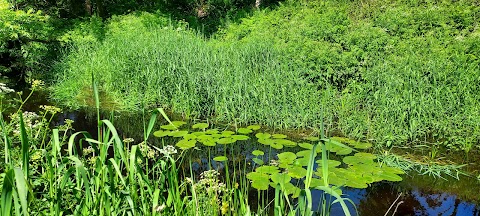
247, 125, 261, 130
170, 130, 189, 137
255, 133, 271, 139
272, 134, 287, 139
192, 123, 209, 129
153, 130, 171, 137
252, 150, 264, 156
237, 128, 253, 134
176, 139, 196, 150
213, 156, 228, 162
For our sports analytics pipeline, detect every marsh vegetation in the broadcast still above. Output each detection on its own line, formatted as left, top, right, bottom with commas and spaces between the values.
1, 0, 480, 215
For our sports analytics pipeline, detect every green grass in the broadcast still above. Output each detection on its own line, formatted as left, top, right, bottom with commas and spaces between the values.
52, 0, 480, 152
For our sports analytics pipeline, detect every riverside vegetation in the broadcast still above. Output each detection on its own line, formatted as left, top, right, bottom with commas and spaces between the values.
1, 0, 480, 215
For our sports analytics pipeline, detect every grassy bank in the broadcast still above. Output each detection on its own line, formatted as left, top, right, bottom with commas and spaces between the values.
51, 0, 480, 151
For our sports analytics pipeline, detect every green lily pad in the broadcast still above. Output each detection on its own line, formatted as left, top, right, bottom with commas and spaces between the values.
256, 166, 280, 174
344, 178, 368, 189
221, 131, 235, 137
247, 125, 261, 130
354, 152, 377, 160
270, 173, 291, 185
200, 139, 216, 147
252, 158, 264, 165
213, 156, 228, 162
205, 129, 219, 134
270, 143, 283, 150
192, 123, 209, 129
296, 150, 313, 158
294, 157, 311, 167
171, 130, 189, 137
304, 136, 320, 141
275, 139, 296, 147
183, 134, 197, 140
231, 135, 249, 141
252, 180, 270, 190
335, 148, 353, 155
217, 138, 236, 144
298, 142, 314, 149
237, 128, 253, 134
247, 172, 270, 190
160, 125, 177, 130
272, 134, 287, 139
171, 121, 187, 126
277, 152, 297, 162
287, 166, 307, 179
252, 150, 264, 156
191, 132, 206, 136
258, 138, 275, 145
316, 159, 342, 168
175, 139, 196, 150
284, 183, 301, 198
353, 142, 372, 149
153, 130, 171, 137
256, 133, 271, 139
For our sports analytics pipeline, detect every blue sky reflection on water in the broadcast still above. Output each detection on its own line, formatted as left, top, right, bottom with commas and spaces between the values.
312, 185, 479, 216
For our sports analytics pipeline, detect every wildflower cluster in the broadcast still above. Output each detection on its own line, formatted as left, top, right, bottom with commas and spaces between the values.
139, 142, 158, 159
10, 111, 42, 135
191, 170, 234, 215
0, 83, 14, 94
159, 145, 177, 157
40, 105, 62, 114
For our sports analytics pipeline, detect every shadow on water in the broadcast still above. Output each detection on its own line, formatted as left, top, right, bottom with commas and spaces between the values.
8, 90, 480, 216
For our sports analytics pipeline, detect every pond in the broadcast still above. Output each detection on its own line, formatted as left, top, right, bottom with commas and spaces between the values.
6, 89, 480, 216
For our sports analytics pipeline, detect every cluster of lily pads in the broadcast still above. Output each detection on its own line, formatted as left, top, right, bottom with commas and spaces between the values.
153, 121, 404, 195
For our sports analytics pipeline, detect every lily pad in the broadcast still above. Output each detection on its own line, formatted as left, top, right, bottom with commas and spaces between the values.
252, 150, 264, 156
247, 125, 261, 130
191, 132, 206, 136
153, 130, 171, 137
298, 142, 314, 149
252, 158, 264, 165
258, 138, 274, 145
171, 121, 187, 126
217, 138, 236, 144
270, 173, 291, 185
304, 136, 319, 141
256, 166, 280, 174
192, 123, 209, 129
287, 166, 307, 179
316, 159, 342, 168
160, 125, 177, 130
353, 142, 372, 149
277, 152, 297, 162
231, 135, 249, 141
270, 143, 283, 149
175, 139, 196, 150
205, 129, 219, 134
183, 134, 197, 140
275, 139, 296, 147
256, 133, 271, 139
272, 134, 287, 139
221, 131, 235, 137
200, 139, 216, 147
213, 156, 228, 162
171, 130, 189, 137
237, 128, 253, 134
